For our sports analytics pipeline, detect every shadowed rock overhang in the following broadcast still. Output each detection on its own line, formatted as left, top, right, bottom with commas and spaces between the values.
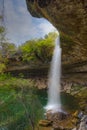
26, 0, 87, 72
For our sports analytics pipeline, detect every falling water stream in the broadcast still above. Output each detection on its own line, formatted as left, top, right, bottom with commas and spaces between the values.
45, 35, 62, 112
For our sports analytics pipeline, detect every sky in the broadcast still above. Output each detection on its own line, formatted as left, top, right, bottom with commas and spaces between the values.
0, 0, 57, 46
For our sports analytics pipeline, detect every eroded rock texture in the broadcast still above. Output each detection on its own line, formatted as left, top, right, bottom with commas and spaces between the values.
26, 0, 87, 73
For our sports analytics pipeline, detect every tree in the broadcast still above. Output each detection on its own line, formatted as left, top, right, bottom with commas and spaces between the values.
0, 15, 6, 73
34, 38, 54, 63
0, 15, 16, 73
0, 14, 6, 46
19, 40, 37, 63
1, 42, 16, 56
20, 32, 58, 63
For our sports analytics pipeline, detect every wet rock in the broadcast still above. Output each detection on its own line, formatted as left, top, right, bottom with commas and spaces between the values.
72, 128, 76, 130
72, 115, 87, 130
72, 111, 79, 118
46, 111, 68, 121
78, 111, 84, 119
45, 111, 74, 129
71, 118, 78, 126
39, 119, 52, 127
78, 115, 87, 130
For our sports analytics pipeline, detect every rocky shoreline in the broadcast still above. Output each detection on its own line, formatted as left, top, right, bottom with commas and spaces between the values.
38, 85, 87, 130
39, 110, 87, 130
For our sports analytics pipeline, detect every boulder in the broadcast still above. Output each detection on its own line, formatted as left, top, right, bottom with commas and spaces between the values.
45, 110, 74, 129
78, 115, 87, 130
71, 115, 87, 130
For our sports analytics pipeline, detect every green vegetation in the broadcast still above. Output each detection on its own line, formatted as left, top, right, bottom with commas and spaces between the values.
19, 32, 57, 63
0, 30, 77, 73
0, 19, 86, 130
0, 30, 77, 66
0, 15, 6, 73
0, 31, 58, 129
0, 74, 44, 130
0, 15, 17, 73
0, 31, 58, 73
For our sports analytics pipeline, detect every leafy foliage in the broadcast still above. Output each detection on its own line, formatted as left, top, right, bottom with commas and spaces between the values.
0, 15, 6, 43
0, 15, 17, 73
0, 26, 5, 34
0, 43, 16, 73
20, 32, 58, 63
1, 42, 16, 55
0, 74, 44, 130
0, 63, 6, 73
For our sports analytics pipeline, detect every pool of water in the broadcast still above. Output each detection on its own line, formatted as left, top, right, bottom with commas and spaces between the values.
0, 88, 79, 130
36, 89, 79, 112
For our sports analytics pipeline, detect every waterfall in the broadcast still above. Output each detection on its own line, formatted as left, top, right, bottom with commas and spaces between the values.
45, 35, 62, 112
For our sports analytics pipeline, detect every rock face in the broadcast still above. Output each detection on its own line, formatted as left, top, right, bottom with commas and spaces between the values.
72, 115, 87, 130
78, 115, 87, 130
45, 111, 74, 129
41, 110, 87, 130
26, 0, 87, 73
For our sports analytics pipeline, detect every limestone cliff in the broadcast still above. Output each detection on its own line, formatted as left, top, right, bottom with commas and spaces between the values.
26, 0, 87, 73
